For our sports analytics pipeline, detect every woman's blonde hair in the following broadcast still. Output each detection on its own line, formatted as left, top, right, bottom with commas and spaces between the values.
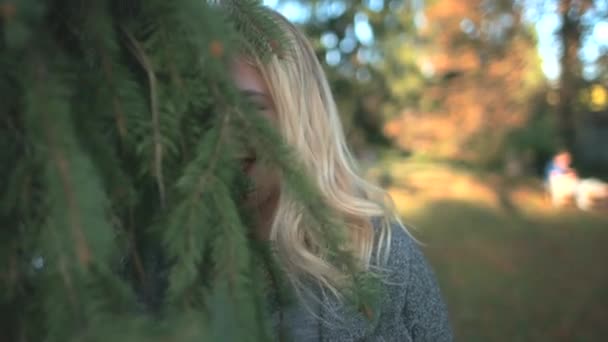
243, 10, 404, 298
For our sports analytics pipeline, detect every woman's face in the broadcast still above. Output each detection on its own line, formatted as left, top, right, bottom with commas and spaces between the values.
231, 59, 281, 211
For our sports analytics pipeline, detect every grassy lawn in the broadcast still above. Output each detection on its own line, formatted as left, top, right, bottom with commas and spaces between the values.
369, 157, 608, 341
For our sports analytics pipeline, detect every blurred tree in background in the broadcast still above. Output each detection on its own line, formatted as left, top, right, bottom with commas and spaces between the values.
385, 0, 546, 168
554, 0, 608, 172
522, 0, 608, 172
555, 0, 589, 151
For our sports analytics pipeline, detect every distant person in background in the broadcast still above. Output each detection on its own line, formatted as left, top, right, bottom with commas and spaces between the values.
545, 150, 578, 181
545, 150, 608, 210
545, 150, 579, 207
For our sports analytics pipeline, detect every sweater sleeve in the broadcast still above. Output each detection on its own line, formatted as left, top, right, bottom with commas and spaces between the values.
393, 227, 453, 342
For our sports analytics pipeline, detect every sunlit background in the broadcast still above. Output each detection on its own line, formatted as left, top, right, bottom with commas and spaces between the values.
265, 0, 608, 340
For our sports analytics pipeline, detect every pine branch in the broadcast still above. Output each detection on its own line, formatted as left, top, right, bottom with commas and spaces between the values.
121, 25, 166, 209
164, 112, 231, 305
215, 0, 289, 60
1, 0, 355, 340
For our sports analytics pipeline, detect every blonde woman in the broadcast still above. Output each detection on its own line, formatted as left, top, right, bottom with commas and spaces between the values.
231, 9, 452, 341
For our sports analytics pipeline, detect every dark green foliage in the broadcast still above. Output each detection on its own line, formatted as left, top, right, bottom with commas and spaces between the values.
218, 0, 290, 61
1, 0, 381, 340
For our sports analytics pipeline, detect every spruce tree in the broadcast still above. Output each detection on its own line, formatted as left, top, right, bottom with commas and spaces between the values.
1, 1, 378, 341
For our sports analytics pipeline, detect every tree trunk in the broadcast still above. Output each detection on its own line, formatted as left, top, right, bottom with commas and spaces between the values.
557, 0, 583, 151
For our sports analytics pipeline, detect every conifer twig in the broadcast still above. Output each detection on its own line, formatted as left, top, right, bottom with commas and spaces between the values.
33, 62, 92, 270
121, 26, 166, 208
192, 102, 231, 205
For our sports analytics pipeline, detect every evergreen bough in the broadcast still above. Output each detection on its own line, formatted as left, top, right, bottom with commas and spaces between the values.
1, 1, 380, 340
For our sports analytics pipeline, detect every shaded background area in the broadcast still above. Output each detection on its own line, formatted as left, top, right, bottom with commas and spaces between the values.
268, 0, 608, 340
368, 158, 608, 341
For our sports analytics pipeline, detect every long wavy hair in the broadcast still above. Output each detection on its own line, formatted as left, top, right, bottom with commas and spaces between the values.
243, 10, 405, 298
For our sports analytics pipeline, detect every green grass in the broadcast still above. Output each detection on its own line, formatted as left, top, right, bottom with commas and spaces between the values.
406, 200, 608, 342
365, 155, 608, 341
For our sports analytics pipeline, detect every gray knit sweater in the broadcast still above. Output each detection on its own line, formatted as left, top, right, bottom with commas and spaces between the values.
271, 224, 453, 341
